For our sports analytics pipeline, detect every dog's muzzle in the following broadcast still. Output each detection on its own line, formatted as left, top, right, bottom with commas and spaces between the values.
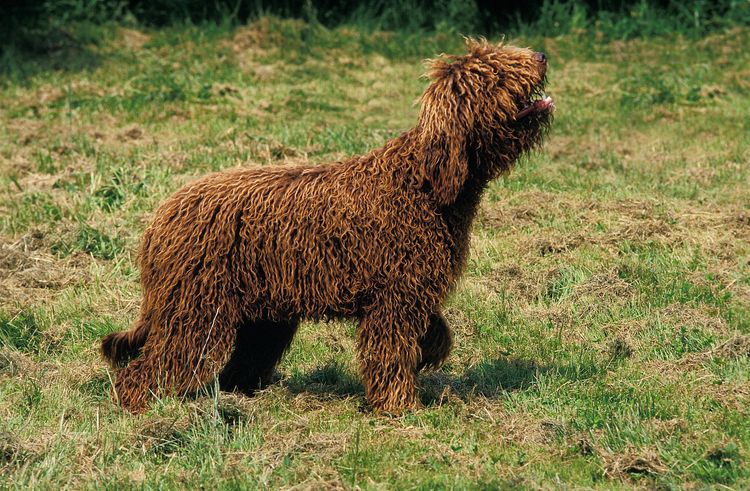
515, 52, 554, 120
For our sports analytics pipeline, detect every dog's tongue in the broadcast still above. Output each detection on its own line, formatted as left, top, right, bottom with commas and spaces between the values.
516, 96, 555, 119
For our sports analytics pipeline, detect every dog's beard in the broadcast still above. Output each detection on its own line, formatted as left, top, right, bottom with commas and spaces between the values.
512, 111, 553, 154
470, 115, 551, 181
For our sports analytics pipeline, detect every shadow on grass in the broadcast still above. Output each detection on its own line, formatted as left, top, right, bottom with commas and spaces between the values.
282, 356, 603, 405
86, 357, 602, 411
419, 357, 543, 405
284, 361, 364, 399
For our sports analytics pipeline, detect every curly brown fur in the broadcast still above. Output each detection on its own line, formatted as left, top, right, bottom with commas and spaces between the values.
101, 39, 554, 414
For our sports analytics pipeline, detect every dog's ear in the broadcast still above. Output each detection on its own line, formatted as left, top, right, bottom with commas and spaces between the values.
417, 58, 473, 206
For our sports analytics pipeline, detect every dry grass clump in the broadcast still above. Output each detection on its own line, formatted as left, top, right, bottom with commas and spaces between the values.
0, 349, 38, 378
658, 304, 729, 336
116, 28, 152, 51
602, 447, 669, 480
712, 335, 750, 359
0, 234, 81, 306
604, 335, 635, 360
572, 270, 634, 302
132, 415, 193, 456
486, 264, 561, 303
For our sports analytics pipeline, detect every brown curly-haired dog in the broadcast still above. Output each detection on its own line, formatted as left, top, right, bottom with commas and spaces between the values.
101, 40, 554, 413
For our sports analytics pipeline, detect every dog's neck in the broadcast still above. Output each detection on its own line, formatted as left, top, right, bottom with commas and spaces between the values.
432, 141, 525, 278
438, 170, 488, 277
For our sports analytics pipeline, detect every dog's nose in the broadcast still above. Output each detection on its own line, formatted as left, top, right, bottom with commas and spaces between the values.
534, 52, 547, 64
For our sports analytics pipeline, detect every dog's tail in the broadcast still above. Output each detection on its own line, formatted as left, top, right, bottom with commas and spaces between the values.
101, 319, 150, 367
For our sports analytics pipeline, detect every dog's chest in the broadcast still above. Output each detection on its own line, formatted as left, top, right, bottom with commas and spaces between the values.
440, 187, 484, 277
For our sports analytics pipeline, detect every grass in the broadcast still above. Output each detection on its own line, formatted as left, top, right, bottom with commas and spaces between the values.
1, 15, 750, 489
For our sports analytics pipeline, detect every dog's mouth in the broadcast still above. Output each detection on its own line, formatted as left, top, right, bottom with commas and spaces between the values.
515, 90, 555, 120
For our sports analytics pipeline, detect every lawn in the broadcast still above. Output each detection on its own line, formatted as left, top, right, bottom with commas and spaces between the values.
1, 16, 749, 489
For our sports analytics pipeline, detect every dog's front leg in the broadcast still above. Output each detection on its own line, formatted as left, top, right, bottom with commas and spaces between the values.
356, 300, 427, 414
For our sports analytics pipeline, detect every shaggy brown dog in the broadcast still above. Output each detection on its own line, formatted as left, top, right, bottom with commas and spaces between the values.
101, 40, 554, 413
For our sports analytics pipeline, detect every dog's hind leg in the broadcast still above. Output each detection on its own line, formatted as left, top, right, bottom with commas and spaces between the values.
218, 318, 299, 395
113, 302, 240, 413
417, 311, 453, 372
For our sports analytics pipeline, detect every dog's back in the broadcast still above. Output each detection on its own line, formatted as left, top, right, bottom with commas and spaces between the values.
138, 157, 452, 322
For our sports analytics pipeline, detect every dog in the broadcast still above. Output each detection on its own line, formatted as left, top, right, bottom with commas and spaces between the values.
101, 39, 554, 413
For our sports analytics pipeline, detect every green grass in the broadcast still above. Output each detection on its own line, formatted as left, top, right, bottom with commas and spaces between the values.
1, 15, 750, 489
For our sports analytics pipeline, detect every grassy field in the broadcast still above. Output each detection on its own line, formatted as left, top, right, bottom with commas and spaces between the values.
1, 16, 749, 489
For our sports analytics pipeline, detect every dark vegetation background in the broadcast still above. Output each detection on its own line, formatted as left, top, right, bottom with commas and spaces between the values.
4, 0, 750, 44
3, 0, 749, 81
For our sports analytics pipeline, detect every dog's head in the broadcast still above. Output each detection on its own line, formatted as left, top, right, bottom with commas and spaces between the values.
417, 39, 554, 205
